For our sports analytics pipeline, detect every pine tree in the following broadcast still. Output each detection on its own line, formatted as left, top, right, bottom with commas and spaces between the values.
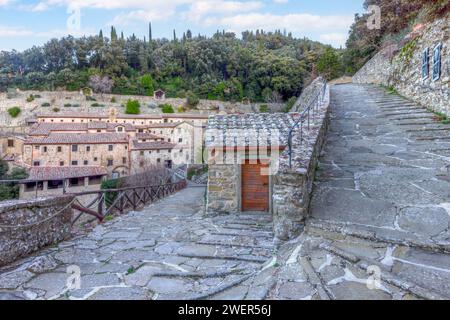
149, 22, 152, 42
173, 29, 177, 42
99, 29, 103, 38
111, 26, 117, 41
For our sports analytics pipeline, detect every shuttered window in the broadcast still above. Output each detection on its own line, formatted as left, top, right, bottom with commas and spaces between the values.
422, 48, 429, 80
432, 44, 442, 81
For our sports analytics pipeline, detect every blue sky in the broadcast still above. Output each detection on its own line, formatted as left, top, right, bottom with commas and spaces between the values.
0, 0, 365, 52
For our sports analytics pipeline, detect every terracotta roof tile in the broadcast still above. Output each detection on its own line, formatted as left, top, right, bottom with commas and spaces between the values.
28, 166, 108, 181
131, 140, 176, 150
25, 133, 129, 145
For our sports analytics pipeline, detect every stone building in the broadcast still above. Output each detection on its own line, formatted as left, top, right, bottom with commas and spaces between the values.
20, 166, 107, 199
22, 133, 130, 177
35, 112, 209, 128
205, 83, 330, 240
0, 133, 26, 169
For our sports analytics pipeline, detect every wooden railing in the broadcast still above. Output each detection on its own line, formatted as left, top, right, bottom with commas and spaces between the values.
69, 180, 187, 225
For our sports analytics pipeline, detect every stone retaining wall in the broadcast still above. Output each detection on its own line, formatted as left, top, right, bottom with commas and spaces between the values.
353, 15, 449, 116
0, 196, 74, 266
272, 86, 331, 240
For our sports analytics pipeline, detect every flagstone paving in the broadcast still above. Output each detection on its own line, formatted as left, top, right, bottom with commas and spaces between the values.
0, 84, 449, 300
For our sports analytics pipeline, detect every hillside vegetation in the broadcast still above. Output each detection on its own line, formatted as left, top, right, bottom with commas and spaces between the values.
344, 0, 449, 74
0, 28, 339, 103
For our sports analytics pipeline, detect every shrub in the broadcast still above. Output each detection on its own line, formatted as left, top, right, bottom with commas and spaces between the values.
111, 97, 117, 103
160, 104, 174, 114
26, 95, 35, 102
140, 74, 154, 96
72, 104, 80, 108
91, 103, 105, 107
33, 94, 41, 98
186, 92, 200, 107
177, 106, 185, 113
64, 103, 72, 107
7, 107, 21, 118
125, 99, 141, 114
259, 104, 269, 113
41, 102, 51, 107
53, 107, 60, 112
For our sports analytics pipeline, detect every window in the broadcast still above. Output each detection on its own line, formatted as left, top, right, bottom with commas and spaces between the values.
7, 139, 14, 147
84, 160, 88, 165
164, 119, 168, 123
125, 146, 128, 150
71, 160, 78, 166
108, 145, 113, 151
422, 48, 429, 80
168, 149, 172, 153
59, 161, 64, 166
86, 146, 90, 152
57, 146, 62, 152
180, 149, 183, 153
43, 146, 47, 153
97, 129, 101, 133
33, 161, 40, 166
432, 43, 442, 81
35, 146, 40, 150
117, 126, 123, 132
107, 159, 113, 167
140, 151, 144, 156
149, 151, 152, 154
178, 138, 183, 143
157, 158, 161, 163
122, 157, 127, 164
94, 157, 98, 162
72, 145, 78, 152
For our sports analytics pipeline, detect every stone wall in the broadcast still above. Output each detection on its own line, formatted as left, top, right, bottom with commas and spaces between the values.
353, 15, 449, 116
206, 164, 240, 214
0, 196, 74, 266
272, 86, 331, 240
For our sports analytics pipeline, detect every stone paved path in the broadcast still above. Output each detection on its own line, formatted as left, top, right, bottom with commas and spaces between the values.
0, 186, 277, 300
269, 84, 450, 300
1, 84, 449, 300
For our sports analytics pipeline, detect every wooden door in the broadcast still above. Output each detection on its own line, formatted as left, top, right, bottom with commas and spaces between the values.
241, 161, 270, 212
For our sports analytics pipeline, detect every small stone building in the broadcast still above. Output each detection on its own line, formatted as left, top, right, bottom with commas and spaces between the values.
205, 87, 330, 240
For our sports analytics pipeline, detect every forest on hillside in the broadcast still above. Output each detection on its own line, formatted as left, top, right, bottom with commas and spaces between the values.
0, 28, 341, 103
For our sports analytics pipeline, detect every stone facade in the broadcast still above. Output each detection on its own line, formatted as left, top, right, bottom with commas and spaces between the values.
205, 80, 331, 241
0, 195, 73, 266
353, 15, 449, 116
206, 164, 240, 214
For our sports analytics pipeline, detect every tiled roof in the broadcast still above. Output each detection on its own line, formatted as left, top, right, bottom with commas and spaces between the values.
29, 123, 87, 135
29, 122, 136, 136
206, 113, 300, 147
131, 140, 176, 150
135, 132, 164, 140
36, 112, 208, 120
28, 166, 107, 181
25, 133, 129, 145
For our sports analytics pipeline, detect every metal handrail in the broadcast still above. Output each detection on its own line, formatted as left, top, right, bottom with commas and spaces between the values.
287, 80, 327, 168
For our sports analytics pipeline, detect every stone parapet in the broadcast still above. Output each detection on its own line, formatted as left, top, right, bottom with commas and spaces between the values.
0, 196, 74, 266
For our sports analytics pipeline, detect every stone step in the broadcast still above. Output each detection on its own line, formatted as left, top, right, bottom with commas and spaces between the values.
319, 241, 450, 299
306, 219, 450, 253
176, 252, 269, 264
383, 112, 431, 117
211, 231, 274, 239
200, 234, 274, 248
196, 240, 274, 251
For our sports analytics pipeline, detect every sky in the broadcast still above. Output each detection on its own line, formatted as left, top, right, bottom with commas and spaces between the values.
0, 0, 365, 52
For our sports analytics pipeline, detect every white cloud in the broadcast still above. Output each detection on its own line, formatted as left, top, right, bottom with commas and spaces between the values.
0, 25, 33, 37
0, 24, 96, 38
273, 0, 288, 3
184, 1, 263, 23
319, 32, 348, 47
202, 12, 353, 32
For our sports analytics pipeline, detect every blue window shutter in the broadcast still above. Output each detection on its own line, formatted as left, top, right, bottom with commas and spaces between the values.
422, 48, 429, 80
432, 44, 442, 81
